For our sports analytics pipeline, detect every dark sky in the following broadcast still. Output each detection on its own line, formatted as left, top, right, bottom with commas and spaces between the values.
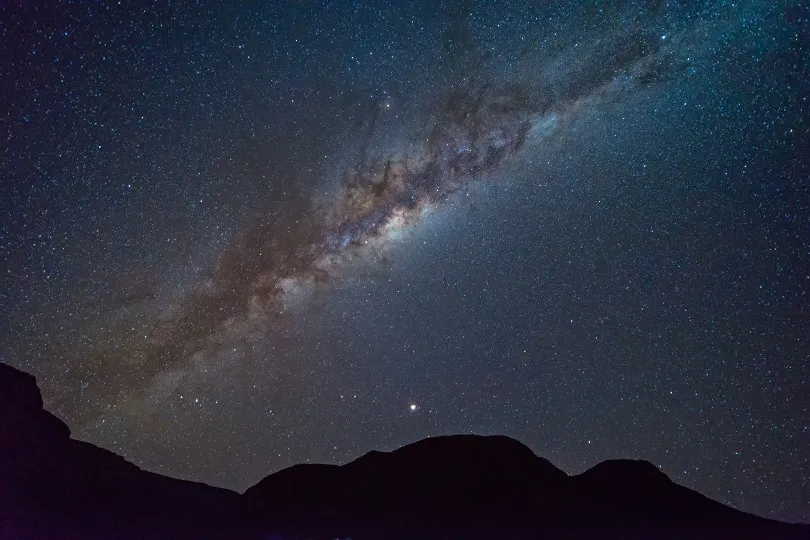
2, 0, 808, 524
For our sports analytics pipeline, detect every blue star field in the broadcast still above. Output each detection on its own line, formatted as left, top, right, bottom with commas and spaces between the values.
2, 0, 808, 524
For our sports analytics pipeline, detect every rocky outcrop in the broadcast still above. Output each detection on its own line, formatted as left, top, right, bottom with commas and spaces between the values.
0, 363, 244, 540
2, 362, 807, 540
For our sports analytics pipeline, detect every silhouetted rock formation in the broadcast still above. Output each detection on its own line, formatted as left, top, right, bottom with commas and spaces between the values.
2, 362, 807, 540
0, 363, 243, 540
243, 436, 807, 540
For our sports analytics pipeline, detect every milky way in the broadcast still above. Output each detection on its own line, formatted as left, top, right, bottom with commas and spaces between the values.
3, 0, 807, 523
127, 26, 684, 405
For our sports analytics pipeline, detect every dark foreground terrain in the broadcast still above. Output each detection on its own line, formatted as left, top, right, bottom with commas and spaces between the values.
2, 362, 807, 540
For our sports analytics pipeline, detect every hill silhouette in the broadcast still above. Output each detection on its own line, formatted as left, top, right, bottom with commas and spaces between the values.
1, 362, 807, 539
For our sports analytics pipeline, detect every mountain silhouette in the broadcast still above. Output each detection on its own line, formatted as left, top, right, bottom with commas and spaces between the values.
1, 362, 807, 540
0, 363, 243, 539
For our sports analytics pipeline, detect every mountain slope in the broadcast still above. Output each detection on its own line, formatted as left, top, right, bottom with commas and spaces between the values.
2, 362, 806, 540
0, 363, 245, 540
243, 435, 807, 540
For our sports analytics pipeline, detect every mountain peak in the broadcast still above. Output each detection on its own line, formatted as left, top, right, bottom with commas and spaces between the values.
577, 458, 671, 490
0, 362, 241, 540
356, 434, 539, 463
347, 434, 566, 483
3, 362, 805, 540
1, 362, 44, 413
0, 362, 71, 444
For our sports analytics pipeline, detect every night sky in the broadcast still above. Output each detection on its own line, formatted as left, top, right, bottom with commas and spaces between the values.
3, 0, 809, 524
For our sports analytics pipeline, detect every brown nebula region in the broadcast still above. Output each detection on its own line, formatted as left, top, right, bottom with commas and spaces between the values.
59, 26, 684, 423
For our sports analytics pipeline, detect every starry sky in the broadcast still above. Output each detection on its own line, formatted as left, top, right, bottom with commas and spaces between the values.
2, 0, 809, 524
